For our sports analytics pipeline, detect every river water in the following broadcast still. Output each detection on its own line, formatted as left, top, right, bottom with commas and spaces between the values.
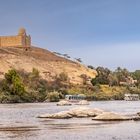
0, 101, 140, 140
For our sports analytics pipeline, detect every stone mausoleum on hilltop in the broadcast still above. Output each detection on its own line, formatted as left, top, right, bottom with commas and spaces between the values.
0, 28, 31, 48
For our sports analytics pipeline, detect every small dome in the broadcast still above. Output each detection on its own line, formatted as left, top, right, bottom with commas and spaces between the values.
18, 28, 26, 35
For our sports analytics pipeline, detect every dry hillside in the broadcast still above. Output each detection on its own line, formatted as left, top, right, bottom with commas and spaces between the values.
0, 47, 97, 84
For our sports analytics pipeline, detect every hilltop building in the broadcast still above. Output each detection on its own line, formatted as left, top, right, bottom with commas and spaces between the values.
0, 28, 31, 48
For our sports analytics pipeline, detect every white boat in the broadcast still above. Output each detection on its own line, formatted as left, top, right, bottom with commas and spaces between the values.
65, 94, 86, 103
124, 93, 139, 101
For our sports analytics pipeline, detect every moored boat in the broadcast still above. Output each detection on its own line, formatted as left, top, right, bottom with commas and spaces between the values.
124, 93, 139, 101
65, 94, 86, 103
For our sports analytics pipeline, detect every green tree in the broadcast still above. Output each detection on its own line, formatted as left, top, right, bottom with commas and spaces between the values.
131, 70, 140, 87
91, 67, 111, 86
115, 67, 129, 83
2, 69, 25, 96
108, 73, 119, 86
87, 65, 95, 69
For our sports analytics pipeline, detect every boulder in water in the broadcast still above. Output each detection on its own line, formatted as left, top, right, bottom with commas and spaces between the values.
38, 107, 104, 119
92, 112, 133, 121
38, 111, 73, 119
69, 107, 103, 117
76, 100, 90, 105
57, 100, 72, 106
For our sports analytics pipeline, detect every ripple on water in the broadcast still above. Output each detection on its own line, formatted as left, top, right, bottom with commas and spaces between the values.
0, 126, 40, 131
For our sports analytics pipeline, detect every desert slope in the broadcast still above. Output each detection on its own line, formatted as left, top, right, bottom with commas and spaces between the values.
0, 47, 97, 84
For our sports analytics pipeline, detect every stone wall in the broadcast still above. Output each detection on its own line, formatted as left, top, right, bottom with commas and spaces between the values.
0, 36, 23, 47
0, 28, 31, 48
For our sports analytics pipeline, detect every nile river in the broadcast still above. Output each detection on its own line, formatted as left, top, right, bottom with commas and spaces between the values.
0, 101, 140, 140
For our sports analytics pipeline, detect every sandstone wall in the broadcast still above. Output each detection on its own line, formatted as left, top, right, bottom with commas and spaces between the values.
0, 36, 23, 47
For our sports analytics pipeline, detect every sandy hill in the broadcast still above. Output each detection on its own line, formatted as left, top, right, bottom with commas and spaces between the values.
0, 47, 97, 84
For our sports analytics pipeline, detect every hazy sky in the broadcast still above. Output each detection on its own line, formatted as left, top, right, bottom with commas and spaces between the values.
0, 0, 140, 71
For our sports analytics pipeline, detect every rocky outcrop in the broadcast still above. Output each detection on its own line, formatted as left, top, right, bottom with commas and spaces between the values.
57, 100, 72, 106
38, 107, 104, 119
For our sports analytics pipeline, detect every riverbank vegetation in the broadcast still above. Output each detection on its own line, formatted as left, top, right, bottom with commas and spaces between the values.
0, 67, 140, 103
0, 68, 47, 103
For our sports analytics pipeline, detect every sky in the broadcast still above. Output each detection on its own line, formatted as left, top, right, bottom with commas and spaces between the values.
0, 0, 140, 71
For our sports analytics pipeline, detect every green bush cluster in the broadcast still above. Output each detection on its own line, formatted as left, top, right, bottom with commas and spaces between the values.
0, 68, 67, 103
0, 68, 48, 103
2, 69, 25, 96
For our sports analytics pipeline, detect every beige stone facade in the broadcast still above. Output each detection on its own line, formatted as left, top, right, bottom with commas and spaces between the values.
0, 28, 31, 48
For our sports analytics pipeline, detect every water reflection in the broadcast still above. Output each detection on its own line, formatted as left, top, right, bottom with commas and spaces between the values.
0, 126, 39, 140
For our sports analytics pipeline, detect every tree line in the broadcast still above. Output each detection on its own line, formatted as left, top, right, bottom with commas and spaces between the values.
91, 67, 140, 87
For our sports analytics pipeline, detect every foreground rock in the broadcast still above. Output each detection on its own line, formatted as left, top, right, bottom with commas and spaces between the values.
76, 100, 90, 105
92, 112, 140, 121
57, 100, 72, 106
38, 107, 104, 119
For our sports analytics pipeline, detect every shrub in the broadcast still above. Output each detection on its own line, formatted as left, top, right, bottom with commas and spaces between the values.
30, 68, 40, 79
58, 72, 69, 82
46, 91, 62, 102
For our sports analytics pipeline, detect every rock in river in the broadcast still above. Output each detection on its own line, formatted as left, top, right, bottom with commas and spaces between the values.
57, 100, 72, 106
92, 112, 138, 121
69, 107, 103, 117
76, 100, 90, 105
38, 111, 73, 119
38, 107, 104, 119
